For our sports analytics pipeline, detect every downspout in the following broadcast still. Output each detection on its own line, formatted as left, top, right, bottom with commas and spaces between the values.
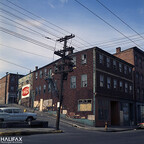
93, 48, 96, 126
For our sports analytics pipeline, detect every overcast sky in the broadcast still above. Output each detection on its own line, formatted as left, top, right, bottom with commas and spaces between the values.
0, 0, 144, 78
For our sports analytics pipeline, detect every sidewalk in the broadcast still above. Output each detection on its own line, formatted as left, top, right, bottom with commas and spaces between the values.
59, 116, 138, 132
0, 128, 62, 136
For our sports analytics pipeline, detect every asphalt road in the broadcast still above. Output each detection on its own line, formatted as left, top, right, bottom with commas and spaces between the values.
22, 125, 144, 144
22, 113, 144, 144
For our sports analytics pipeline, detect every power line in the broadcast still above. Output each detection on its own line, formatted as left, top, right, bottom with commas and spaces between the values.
0, 8, 80, 49
95, 0, 144, 41
0, 58, 31, 71
0, 26, 55, 51
0, 8, 61, 39
74, 0, 142, 49
0, 43, 53, 59
4, 0, 92, 47
77, 32, 144, 49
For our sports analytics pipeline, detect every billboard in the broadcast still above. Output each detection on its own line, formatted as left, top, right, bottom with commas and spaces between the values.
22, 84, 30, 99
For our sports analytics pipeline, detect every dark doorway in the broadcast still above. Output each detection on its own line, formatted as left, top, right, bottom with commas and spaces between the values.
111, 101, 119, 125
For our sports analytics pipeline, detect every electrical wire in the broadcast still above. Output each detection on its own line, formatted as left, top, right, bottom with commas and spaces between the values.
4, 0, 93, 47
0, 43, 54, 59
0, 14, 64, 47
74, 0, 142, 49
95, 0, 144, 41
0, 26, 55, 51
0, 58, 31, 71
77, 32, 144, 49
0, 8, 61, 39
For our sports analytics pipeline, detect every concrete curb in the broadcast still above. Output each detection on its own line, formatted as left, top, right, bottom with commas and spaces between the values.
0, 129, 63, 136
71, 124, 137, 132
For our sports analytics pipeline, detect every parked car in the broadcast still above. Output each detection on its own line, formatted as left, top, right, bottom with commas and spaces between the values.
0, 107, 37, 125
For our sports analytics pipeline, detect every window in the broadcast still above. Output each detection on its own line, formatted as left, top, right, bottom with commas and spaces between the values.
35, 87, 38, 95
78, 99, 92, 111
113, 60, 116, 70
113, 79, 117, 89
137, 88, 140, 99
48, 68, 52, 78
39, 70, 43, 78
139, 57, 142, 68
106, 57, 110, 68
129, 67, 132, 74
0, 109, 3, 113
13, 109, 21, 113
54, 63, 58, 73
100, 75, 104, 87
99, 54, 103, 64
81, 54, 87, 64
43, 85, 46, 93
11, 76, 15, 82
39, 86, 41, 94
81, 74, 87, 87
70, 76, 76, 89
72, 56, 76, 66
35, 72, 38, 80
4, 109, 12, 113
10, 86, 14, 91
44, 68, 47, 76
124, 65, 127, 74
136, 72, 139, 81
129, 85, 133, 93
119, 63, 122, 72
120, 81, 123, 91
48, 83, 51, 92
107, 77, 111, 89
125, 83, 128, 93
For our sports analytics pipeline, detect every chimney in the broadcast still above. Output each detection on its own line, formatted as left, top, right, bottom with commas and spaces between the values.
35, 66, 38, 70
116, 47, 121, 53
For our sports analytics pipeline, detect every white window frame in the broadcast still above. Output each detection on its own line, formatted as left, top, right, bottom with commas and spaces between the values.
81, 54, 87, 64
70, 76, 76, 89
81, 74, 87, 87
113, 79, 117, 89
100, 75, 104, 87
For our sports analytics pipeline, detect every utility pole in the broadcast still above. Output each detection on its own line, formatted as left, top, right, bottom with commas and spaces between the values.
54, 34, 75, 130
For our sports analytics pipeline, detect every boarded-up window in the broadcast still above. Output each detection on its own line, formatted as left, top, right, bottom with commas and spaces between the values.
78, 99, 92, 111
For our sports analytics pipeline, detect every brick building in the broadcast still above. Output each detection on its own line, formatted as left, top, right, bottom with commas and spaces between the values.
0, 73, 23, 104
17, 73, 34, 107
114, 47, 144, 123
32, 47, 134, 126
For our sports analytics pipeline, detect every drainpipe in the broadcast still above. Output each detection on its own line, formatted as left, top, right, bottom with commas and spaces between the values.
93, 48, 96, 125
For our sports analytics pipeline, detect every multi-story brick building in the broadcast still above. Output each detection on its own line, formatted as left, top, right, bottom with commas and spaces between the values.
114, 47, 144, 123
32, 47, 134, 126
17, 73, 34, 107
0, 73, 23, 104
